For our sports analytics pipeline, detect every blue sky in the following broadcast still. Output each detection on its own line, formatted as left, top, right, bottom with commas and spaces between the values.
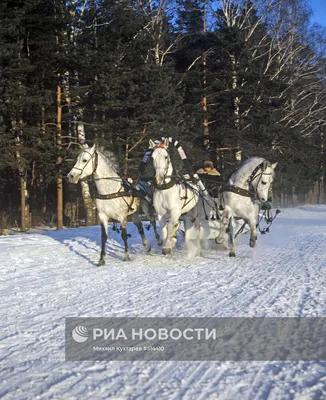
309, 0, 326, 27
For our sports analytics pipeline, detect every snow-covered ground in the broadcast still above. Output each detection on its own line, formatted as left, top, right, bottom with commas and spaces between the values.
1, 205, 326, 399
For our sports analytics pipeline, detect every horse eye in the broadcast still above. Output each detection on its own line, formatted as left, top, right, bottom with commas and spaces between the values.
165, 156, 168, 159
82, 159, 87, 163
261, 181, 267, 185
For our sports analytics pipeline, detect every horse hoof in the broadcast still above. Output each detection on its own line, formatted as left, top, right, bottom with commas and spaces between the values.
142, 241, 151, 253
215, 236, 224, 244
157, 239, 163, 246
249, 240, 256, 248
123, 255, 131, 261
162, 248, 171, 255
98, 259, 105, 266
229, 252, 236, 257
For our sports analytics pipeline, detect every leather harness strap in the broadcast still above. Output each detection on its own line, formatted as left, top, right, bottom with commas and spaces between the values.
219, 184, 255, 199
219, 162, 267, 200
95, 189, 136, 212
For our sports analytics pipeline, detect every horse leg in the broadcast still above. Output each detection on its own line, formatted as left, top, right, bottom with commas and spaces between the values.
194, 213, 202, 256
185, 209, 201, 258
98, 213, 108, 266
150, 213, 163, 246
163, 210, 180, 255
147, 203, 162, 246
171, 220, 180, 249
132, 213, 151, 253
141, 200, 162, 246
157, 214, 168, 253
120, 219, 131, 261
228, 217, 236, 257
215, 208, 230, 244
248, 216, 258, 248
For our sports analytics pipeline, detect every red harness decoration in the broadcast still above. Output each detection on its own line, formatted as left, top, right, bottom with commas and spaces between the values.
155, 143, 166, 149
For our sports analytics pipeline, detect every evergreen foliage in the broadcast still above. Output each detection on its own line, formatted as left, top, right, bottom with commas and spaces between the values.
0, 0, 325, 224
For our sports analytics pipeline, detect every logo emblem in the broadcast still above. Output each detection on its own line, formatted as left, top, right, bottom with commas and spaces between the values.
72, 326, 88, 343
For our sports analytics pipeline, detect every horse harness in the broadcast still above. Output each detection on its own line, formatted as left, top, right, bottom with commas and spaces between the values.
220, 162, 272, 201
153, 174, 201, 210
220, 184, 256, 199
77, 150, 148, 212
150, 145, 197, 210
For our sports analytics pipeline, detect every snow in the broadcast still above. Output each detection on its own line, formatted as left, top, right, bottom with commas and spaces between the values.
1, 205, 326, 399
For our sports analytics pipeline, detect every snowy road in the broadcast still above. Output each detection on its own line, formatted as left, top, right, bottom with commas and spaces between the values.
1, 206, 326, 399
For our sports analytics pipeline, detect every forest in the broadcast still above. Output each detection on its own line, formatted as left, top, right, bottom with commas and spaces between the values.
0, 0, 325, 232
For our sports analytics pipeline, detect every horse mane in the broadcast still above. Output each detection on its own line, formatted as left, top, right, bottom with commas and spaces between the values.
229, 156, 270, 184
96, 146, 122, 175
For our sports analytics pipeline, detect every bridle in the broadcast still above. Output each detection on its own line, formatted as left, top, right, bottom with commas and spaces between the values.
72, 149, 98, 180
220, 162, 273, 202
151, 145, 199, 210
71, 149, 139, 211
152, 145, 172, 186
247, 163, 273, 202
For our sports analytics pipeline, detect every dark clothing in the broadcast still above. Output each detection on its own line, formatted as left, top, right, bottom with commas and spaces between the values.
197, 172, 222, 198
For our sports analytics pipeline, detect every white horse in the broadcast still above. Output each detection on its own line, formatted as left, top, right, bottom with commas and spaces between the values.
181, 191, 223, 257
67, 143, 160, 264
149, 138, 201, 255
216, 156, 277, 257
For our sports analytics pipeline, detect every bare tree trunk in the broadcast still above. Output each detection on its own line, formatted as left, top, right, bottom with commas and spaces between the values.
41, 103, 47, 215
57, 71, 63, 230
20, 175, 26, 232
230, 53, 240, 130
318, 130, 325, 204
14, 114, 29, 232
202, 0, 209, 148
63, 1, 96, 226
76, 122, 96, 226
124, 142, 129, 176
16, 136, 29, 232
15, 56, 30, 231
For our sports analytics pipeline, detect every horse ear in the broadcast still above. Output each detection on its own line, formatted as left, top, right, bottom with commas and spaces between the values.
149, 139, 155, 149
82, 143, 89, 149
272, 162, 278, 169
262, 161, 269, 171
90, 144, 96, 152
164, 138, 169, 148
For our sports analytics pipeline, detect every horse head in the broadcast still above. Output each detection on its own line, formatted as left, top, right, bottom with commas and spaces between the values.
149, 138, 172, 185
250, 161, 278, 202
67, 143, 97, 184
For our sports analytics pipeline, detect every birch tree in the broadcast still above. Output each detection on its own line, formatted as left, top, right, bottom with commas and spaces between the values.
61, 0, 97, 226
208, 0, 326, 148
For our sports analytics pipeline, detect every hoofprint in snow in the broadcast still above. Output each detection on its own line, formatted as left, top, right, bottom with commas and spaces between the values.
1, 206, 326, 399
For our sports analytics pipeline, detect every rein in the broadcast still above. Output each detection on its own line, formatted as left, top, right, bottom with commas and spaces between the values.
257, 205, 281, 234
233, 206, 281, 239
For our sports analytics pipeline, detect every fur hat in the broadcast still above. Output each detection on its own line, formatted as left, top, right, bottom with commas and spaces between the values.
203, 160, 214, 168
